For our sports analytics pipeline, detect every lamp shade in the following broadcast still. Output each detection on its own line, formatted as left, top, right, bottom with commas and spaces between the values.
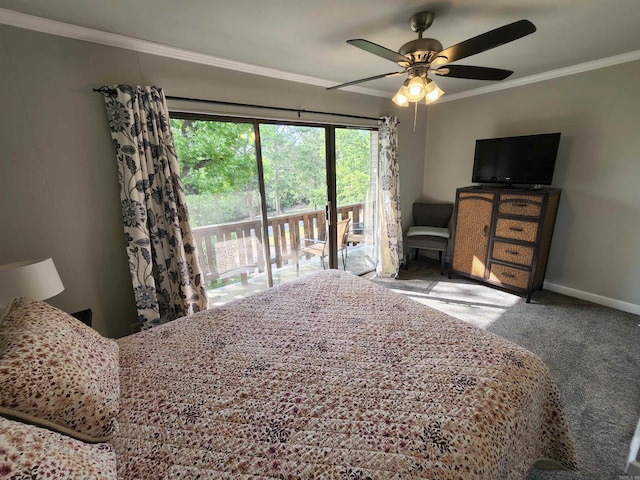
0, 257, 64, 308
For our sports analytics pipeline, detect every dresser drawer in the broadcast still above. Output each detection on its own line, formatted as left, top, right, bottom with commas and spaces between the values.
498, 194, 543, 217
492, 241, 534, 267
488, 263, 530, 289
494, 218, 539, 242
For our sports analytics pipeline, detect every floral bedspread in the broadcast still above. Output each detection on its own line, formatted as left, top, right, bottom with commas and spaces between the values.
113, 270, 577, 479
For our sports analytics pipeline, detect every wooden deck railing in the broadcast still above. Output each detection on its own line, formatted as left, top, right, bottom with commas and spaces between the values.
192, 203, 364, 285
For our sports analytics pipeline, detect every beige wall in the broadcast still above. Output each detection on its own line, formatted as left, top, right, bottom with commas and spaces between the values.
0, 25, 427, 337
423, 60, 640, 309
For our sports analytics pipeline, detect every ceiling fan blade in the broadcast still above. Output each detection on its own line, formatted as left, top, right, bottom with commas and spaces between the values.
326, 71, 405, 90
347, 39, 410, 64
433, 64, 514, 81
434, 19, 536, 65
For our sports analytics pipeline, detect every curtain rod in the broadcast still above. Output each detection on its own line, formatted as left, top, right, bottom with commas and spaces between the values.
92, 87, 382, 122
93, 86, 382, 121
164, 95, 383, 122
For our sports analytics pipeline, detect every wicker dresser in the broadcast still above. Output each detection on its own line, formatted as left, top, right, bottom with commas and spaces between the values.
449, 186, 561, 302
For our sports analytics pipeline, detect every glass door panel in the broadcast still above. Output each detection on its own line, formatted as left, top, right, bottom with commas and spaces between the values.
336, 128, 377, 275
171, 117, 269, 306
259, 124, 329, 283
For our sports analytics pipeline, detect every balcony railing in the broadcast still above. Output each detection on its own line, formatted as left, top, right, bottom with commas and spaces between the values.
192, 203, 364, 286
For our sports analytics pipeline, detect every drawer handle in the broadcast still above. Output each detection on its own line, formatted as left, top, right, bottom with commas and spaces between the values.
509, 226, 523, 232
483, 225, 489, 237
513, 202, 528, 207
506, 250, 519, 255
502, 272, 516, 278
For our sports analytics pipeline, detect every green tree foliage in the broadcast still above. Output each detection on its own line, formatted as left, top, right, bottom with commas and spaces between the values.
170, 117, 373, 226
260, 124, 327, 214
171, 118, 261, 226
336, 128, 371, 205
171, 119, 257, 195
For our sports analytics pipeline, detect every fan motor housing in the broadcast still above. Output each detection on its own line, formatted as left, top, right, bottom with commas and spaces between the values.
398, 38, 443, 64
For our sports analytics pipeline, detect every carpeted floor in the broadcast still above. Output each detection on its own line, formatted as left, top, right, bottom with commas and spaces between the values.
369, 257, 640, 480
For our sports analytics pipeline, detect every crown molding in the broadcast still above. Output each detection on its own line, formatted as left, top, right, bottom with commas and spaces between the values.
2, 8, 640, 104
0, 8, 389, 98
437, 49, 640, 103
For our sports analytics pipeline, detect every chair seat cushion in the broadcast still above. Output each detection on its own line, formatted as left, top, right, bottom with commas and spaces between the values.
405, 235, 448, 251
347, 233, 364, 243
406, 226, 450, 239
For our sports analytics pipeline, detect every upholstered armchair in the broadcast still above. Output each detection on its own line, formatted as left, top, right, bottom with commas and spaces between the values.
404, 201, 454, 274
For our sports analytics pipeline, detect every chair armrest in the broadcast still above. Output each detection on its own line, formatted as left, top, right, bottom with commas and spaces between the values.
300, 237, 325, 247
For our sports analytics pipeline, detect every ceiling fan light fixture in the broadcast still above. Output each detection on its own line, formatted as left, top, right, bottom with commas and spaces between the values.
392, 80, 410, 107
425, 78, 444, 104
328, 11, 536, 110
392, 90, 410, 107
406, 76, 426, 102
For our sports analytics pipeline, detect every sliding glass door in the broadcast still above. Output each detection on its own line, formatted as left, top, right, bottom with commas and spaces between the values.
259, 124, 330, 283
171, 114, 376, 305
336, 127, 378, 275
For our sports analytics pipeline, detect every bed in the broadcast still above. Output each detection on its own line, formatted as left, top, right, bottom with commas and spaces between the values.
0, 270, 577, 479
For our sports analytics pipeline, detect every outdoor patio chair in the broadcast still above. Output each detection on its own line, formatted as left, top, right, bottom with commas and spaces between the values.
346, 221, 365, 248
297, 218, 350, 273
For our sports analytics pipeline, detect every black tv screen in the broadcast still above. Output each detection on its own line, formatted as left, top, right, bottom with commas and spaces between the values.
472, 132, 561, 186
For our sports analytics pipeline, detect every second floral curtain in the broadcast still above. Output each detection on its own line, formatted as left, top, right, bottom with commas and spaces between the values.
375, 116, 403, 278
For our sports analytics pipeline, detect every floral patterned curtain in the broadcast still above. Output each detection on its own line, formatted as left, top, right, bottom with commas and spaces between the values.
99, 84, 207, 329
376, 116, 403, 278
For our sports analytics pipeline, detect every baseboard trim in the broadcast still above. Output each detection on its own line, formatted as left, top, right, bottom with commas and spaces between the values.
626, 418, 640, 473
544, 282, 640, 315
626, 460, 640, 475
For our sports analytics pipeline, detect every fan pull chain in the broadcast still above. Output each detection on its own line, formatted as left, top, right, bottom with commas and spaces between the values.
413, 102, 418, 132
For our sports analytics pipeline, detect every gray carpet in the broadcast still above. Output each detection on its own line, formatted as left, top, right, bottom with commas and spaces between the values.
369, 257, 640, 480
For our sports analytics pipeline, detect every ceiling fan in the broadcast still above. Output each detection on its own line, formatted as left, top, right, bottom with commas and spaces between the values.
327, 11, 536, 106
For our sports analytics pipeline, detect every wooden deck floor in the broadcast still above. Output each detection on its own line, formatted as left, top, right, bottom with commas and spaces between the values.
206, 244, 373, 306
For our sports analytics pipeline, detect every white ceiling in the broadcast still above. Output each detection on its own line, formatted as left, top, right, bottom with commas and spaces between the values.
1, 0, 640, 100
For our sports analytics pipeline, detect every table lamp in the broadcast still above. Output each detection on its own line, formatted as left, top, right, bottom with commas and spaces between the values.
0, 257, 64, 310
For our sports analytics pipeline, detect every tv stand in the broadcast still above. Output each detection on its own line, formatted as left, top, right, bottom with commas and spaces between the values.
476, 183, 538, 189
449, 186, 561, 302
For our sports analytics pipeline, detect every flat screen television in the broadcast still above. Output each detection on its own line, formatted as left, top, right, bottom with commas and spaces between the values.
472, 132, 561, 186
